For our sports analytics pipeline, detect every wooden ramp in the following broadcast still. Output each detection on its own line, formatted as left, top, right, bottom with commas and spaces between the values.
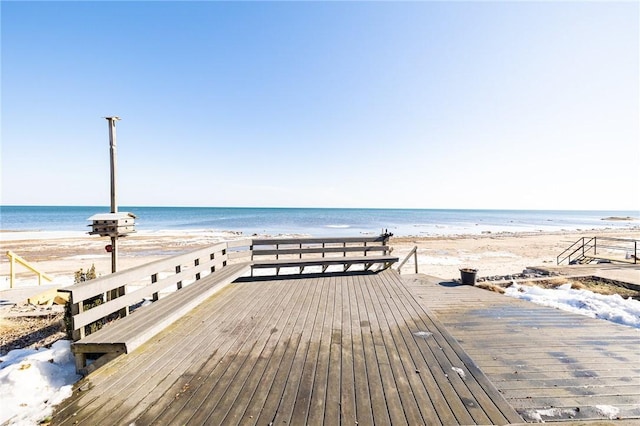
53, 270, 521, 425
404, 275, 640, 423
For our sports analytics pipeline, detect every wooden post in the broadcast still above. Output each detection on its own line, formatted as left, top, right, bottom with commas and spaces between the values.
6, 250, 53, 288
110, 236, 118, 275
9, 253, 14, 289
151, 274, 159, 301
106, 116, 120, 273
176, 265, 182, 290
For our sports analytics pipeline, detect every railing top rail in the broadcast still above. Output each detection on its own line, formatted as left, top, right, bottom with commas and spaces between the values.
591, 237, 639, 243
396, 246, 418, 272
251, 236, 388, 245
557, 237, 587, 258
59, 241, 236, 300
6, 250, 54, 287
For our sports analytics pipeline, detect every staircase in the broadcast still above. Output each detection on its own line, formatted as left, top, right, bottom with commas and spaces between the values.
557, 237, 638, 265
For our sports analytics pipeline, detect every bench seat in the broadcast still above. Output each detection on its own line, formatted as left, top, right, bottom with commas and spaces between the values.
72, 262, 251, 373
251, 255, 399, 274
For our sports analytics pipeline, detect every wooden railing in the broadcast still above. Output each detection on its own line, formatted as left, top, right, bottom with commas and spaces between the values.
251, 236, 391, 257
5, 250, 54, 288
396, 246, 418, 274
60, 240, 252, 340
250, 235, 396, 274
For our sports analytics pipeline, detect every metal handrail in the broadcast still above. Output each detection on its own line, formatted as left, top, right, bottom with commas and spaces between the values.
397, 246, 418, 274
557, 237, 587, 265
557, 237, 638, 265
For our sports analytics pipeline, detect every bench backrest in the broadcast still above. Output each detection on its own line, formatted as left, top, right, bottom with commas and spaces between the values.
251, 236, 390, 259
60, 239, 252, 340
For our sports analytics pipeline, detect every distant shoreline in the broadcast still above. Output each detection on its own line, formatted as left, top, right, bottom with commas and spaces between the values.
602, 216, 637, 221
1, 225, 640, 243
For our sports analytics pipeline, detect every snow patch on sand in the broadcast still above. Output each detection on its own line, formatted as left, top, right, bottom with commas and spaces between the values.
596, 405, 620, 419
0, 340, 80, 425
505, 282, 640, 329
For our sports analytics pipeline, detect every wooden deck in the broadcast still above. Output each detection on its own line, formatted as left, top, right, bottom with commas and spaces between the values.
53, 270, 521, 425
404, 275, 640, 423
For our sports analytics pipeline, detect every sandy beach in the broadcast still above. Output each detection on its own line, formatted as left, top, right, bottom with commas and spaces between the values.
1, 227, 638, 288
392, 228, 640, 279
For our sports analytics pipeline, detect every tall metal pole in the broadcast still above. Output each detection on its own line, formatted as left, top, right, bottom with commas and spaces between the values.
106, 116, 120, 273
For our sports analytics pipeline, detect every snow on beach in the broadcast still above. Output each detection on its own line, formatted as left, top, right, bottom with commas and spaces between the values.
505, 282, 640, 329
0, 341, 80, 425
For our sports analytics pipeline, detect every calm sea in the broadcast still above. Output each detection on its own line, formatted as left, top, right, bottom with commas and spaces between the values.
1, 206, 638, 237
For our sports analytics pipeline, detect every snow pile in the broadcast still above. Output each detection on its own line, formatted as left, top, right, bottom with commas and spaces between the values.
451, 366, 466, 379
505, 282, 640, 328
0, 340, 80, 425
523, 407, 579, 422
596, 405, 620, 419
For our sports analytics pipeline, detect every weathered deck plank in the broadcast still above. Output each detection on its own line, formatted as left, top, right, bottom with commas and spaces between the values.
53, 271, 521, 425
165, 278, 305, 425
352, 273, 390, 425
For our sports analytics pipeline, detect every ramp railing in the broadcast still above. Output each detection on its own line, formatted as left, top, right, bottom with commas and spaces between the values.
557, 237, 638, 265
5, 250, 54, 288
396, 246, 418, 274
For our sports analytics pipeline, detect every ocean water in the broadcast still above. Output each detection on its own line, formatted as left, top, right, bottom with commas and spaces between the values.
0, 206, 638, 237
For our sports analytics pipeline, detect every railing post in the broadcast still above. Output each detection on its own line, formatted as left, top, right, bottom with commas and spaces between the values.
594, 237, 597, 256
9, 253, 15, 289
151, 274, 159, 301
635, 241, 638, 264
414, 249, 418, 274
176, 265, 182, 290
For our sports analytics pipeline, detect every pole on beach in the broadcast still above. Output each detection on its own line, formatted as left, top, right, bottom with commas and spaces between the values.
106, 116, 120, 273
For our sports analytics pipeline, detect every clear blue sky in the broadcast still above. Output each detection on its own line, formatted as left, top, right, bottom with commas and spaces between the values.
2, 1, 638, 210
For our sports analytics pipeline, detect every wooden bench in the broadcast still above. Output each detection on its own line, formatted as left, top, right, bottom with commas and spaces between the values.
60, 240, 252, 373
251, 236, 398, 275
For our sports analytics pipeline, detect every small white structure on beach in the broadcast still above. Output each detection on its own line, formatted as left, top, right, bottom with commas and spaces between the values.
87, 212, 137, 237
